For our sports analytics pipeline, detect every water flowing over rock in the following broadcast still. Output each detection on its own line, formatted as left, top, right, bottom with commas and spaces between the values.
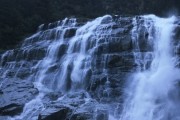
0, 14, 180, 120
120, 15, 180, 120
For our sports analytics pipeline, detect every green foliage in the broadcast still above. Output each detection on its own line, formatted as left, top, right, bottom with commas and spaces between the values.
0, 0, 179, 49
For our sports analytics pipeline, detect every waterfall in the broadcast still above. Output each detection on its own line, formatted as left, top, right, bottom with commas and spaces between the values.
120, 15, 180, 120
1, 14, 180, 120
3, 15, 113, 120
33, 15, 112, 92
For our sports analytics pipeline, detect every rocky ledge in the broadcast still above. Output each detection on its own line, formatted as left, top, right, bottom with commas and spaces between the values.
38, 91, 109, 120
0, 79, 38, 116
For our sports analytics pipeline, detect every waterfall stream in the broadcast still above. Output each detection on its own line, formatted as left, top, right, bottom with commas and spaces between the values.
0, 14, 180, 120
7, 15, 113, 120
120, 15, 180, 120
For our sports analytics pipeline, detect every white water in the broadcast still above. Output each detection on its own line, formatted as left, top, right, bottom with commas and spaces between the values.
120, 15, 180, 120
7, 15, 112, 120
1, 14, 180, 120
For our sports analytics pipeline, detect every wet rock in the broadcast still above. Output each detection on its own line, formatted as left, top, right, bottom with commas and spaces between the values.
137, 26, 152, 52
0, 79, 38, 116
174, 25, 180, 41
25, 48, 47, 61
89, 75, 107, 91
0, 50, 15, 65
43, 92, 62, 102
84, 69, 92, 88
46, 64, 59, 73
96, 109, 108, 120
121, 36, 133, 51
70, 101, 109, 120
107, 55, 123, 68
39, 91, 88, 120
16, 68, 32, 79
94, 43, 109, 55
107, 53, 135, 70
14, 47, 46, 61
38, 91, 110, 120
0, 103, 23, 116
57, 43, 68, 59
70, 111, 93, 120
111, 27, 124, 36
89, 72, 130, 103
64, 28, 77, 38
38, 106, 72, 120
40, 102, 106, 120
0, 60, 35, 79
75, 18, 90, 26
109, 36, 133, 53
101, 16, 112, 24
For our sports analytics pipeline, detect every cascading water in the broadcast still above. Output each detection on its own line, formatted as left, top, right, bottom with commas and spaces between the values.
7, 18, 78, 120
3, 15, 114, 120
120, 15, 180, 120
0, 14, 180, 120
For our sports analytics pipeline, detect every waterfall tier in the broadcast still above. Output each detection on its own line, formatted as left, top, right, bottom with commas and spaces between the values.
0, 15, 180, 120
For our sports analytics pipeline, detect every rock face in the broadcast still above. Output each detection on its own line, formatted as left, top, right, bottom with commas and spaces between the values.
0, 79, 38, 116
38, 91, 109, 120
0, 15, 180, 120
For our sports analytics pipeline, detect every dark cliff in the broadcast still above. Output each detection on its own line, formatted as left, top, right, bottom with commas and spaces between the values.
0, 0, 180, 50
